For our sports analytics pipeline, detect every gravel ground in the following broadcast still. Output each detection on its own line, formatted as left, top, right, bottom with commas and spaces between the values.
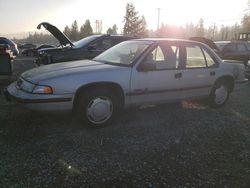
0, 56, 250, 187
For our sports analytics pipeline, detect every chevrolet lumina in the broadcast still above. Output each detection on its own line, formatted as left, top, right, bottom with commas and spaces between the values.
5, 39, 248, 127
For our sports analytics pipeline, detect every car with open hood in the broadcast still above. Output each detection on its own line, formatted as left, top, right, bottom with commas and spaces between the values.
35, 22, 135, 65
5, 39, 248, 127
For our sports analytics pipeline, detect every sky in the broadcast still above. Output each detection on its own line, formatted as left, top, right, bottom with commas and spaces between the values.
0, 0, 249, 38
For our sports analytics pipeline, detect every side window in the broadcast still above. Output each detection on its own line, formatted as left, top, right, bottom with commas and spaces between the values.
237, 44, 247, 52
203, 49, 216, 67
224, 43, 237, 52
145, 44, 179, 70
0, 40, 8, 44
90, 39, 112, 50
152, 46, 164, 61
186, 45, 206, 68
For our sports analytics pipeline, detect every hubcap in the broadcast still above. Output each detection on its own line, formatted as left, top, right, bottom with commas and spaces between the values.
214, 85, 228, 105
86, 97, 113, 124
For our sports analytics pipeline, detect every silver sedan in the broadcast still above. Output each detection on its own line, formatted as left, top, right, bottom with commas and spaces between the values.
5, 39, 248, 127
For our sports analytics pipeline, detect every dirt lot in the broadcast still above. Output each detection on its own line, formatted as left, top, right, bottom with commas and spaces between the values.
0, 56, 250, 187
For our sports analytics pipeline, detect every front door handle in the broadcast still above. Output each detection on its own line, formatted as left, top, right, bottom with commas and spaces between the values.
175, 72, 182, 79
210, 71, 216, 76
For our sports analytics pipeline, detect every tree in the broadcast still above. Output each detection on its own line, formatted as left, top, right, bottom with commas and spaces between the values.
112, 24, 118, 34
123, 3, 147, 36
195, 18, 205, 37
241, 14, 250, 32
63, 25, 71, 38
106, 24, 118, 34
80, 19, 93, 38
70, 20, 79, 41
106, 27, 113, 34
137, 15, 148, 37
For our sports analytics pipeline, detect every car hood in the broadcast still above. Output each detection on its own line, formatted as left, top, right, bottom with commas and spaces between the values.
189, 37, 220, 52
21, 60, 123, 83
37, 22, 74, 47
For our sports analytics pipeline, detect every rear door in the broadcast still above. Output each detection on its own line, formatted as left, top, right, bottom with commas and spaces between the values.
180, 42, 218, 98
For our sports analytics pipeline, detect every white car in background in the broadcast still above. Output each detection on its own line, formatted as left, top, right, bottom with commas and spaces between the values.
5, 39, 248, 127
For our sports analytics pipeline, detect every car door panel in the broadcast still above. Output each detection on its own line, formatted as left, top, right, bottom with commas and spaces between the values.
180, 43, 218, 99
130, 43, 183, 105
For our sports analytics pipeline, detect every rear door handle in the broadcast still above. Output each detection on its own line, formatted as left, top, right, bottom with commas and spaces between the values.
175, 72, 182, 79
210, 71, 216, 76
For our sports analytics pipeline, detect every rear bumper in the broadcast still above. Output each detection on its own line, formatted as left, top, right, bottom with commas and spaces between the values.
5, 82, 74, 112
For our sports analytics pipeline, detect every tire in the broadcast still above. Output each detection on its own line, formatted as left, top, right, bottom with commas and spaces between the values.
209, 80, 230, 108
75, 88, 120, 128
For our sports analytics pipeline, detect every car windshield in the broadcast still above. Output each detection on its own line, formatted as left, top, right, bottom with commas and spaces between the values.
93, 40, 152, 65
73, 35, 100, 48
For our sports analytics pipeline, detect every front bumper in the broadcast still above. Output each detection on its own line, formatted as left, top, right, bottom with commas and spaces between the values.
234, 78, 249, 91
5, 81, 74, 112
245, 66, 250, 78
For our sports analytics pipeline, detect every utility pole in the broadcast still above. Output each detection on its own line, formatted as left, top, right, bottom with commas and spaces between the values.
95, 20, 102, 34
157, 8, 161, 30
212, 22, 216, 40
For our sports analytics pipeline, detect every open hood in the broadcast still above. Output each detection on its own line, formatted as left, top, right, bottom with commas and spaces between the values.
189, 37, 220, 52
37, 22, 74, 47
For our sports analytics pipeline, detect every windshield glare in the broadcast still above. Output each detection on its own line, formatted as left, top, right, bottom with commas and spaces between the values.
94, 41, 152, 65
73, 35, 100, 48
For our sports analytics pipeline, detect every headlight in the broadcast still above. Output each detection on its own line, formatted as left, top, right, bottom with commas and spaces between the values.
17, 78, 53, 94
17, 78, 35, 93
39, 51, 46, 56
32, 85, 53, 94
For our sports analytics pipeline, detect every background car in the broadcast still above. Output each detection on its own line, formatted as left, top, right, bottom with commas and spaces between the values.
5, 39, 247, 127
0, 37, 19, 57
215, 40, 250, 65
36, 22, 136, 65
0, 44, 12, 86
22, 44, 55, 57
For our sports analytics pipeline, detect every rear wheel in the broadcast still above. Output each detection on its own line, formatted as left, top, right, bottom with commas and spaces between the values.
75, 88, 119, 128
209, 80, 230, 108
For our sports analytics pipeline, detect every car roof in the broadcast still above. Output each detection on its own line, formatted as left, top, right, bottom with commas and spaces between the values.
132, 38, 204, 44
215, 40, 248, 44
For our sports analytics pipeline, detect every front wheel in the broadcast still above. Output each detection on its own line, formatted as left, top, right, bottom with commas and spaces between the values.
209, 81, 230, 108
75, 88, 119, 128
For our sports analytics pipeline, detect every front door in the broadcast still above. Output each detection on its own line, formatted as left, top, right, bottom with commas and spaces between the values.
130, 42, 183, 105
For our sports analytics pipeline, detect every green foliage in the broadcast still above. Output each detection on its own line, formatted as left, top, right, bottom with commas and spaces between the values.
70, 20, 79, 41
107, 24, 118, 34
123, 3, 148, 37
63, 25, 71, 38
241, 14, 250, 32
80, 19, 93, 38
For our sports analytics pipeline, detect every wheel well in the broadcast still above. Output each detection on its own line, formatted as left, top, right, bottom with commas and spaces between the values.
215, 76, 234, 92
73, 82, 125, 111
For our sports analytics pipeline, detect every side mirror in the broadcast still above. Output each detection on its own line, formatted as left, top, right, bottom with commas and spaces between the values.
138, 62, 156, 72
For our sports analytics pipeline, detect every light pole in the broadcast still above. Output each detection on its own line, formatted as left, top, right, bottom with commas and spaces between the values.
157, 8, 161, 30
